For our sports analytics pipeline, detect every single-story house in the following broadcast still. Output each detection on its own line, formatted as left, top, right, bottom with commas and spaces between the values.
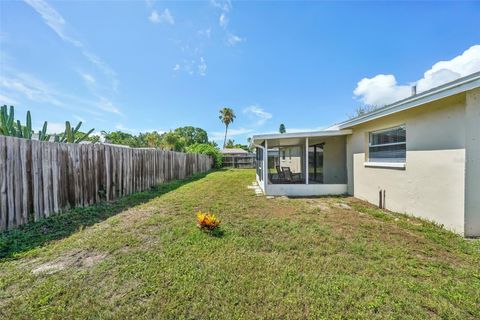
220, 148, 249, 156
252, 72, 480, 237
220, 148, 256, 168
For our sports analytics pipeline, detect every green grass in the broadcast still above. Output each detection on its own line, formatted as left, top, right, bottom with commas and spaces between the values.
1, 169, 479, 319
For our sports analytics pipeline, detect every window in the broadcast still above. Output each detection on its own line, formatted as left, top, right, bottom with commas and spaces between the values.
369, 125, 406, 163
281, 150, 286, 160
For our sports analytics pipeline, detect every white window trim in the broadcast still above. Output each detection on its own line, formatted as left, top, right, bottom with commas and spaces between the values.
368, 124, 406, 165
364, 162, 406, 169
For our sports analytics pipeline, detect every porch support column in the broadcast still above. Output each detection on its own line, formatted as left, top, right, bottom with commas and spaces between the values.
264, 139, 268, 185
305, 137, 309, 185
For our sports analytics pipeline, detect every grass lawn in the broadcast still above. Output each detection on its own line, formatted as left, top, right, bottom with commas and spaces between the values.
1, 169, 479, 319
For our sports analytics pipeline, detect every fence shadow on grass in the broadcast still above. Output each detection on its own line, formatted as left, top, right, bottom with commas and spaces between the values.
0, 171, 214, 260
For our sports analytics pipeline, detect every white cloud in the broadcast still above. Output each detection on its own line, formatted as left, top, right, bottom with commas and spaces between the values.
353, 74, 411, 106
97, 97, 121, 115
115, 123, 165, 135
210, 127, 254, 141
210, 0, 231, 13
24, 0, 118, 90
145, 0, 155, 8
73, 114, 85, 123
44, 121, 65, 134
416, 45, 480, 92
149, 9, 174, 25
243, 105, 272, 125
197, 28, 211, 38
0, 73, 64, 106
0, 93, 18, 105
80, 72, 95, 84
0, 68, 122, 117
210, 0, 244, 47
219, 13, 228, 28
23, 0, 82, 47
173, 64, 180, 72
354, 45, 480, 106
149, 10, 160, 23
227, 33, 244, 46
198, 57, 207, 76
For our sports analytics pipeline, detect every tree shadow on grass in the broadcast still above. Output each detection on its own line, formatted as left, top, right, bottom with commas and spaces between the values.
0, 171, 214, 260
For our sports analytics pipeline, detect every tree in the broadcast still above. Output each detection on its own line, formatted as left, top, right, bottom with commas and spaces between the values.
138, 131, 163, 148
186, 143, 222, 168
174, 126, 208, 146
160, 131, 186, 151
279, 123, 286, 134
225, 138, 250, 152
348, 105, 381, 119
102, 131, 139, 147
225, 139, 235, 148
218, 107, 236, 148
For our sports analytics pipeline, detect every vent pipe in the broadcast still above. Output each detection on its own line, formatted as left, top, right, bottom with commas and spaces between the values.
411, 85, 417, 96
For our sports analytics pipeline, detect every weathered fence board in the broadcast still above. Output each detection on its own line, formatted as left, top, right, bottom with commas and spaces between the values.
0, 136, 213, 231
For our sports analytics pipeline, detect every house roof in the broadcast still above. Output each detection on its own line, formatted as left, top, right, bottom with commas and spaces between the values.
252, 72, 480, 143
220, 148, 248, 154
252, 129, 352, 142
337, 71, 480, 129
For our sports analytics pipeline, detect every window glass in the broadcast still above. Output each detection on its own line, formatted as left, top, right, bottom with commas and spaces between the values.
369, 126, 406, 163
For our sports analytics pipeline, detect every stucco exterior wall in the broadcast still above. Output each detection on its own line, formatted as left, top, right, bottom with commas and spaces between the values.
279, 146, 303, 173
346, 93, 467, 234
465, 88, 480, 237
322, 136, 347, 184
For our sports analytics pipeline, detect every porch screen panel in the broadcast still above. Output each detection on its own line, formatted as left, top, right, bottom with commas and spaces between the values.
256, 147, 263, 181
369, 125, 406, 163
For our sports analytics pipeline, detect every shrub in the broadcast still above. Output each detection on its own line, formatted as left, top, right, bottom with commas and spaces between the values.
186, 143, 222, 168
196, 211, 221, 231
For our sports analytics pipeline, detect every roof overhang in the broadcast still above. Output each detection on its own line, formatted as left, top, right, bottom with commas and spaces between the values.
337, 71, 480, 129
252, 129, 352, 146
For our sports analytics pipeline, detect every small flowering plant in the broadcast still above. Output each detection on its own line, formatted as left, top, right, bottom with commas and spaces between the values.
196, 211, 221, 232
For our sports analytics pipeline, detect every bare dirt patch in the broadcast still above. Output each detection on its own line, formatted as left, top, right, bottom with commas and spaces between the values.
31, 250, 107, 275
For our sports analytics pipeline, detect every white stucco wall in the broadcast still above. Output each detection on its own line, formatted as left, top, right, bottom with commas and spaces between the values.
279, 146, 303, 173
465, 88, 480, 237
346, 93, 467, 234
322, 136, 347, 184
265, 184, 348, 196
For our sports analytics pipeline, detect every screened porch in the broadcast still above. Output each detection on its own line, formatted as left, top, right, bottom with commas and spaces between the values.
253, 130, 351, 196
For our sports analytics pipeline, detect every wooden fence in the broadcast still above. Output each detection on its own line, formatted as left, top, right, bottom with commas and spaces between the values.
0, 136, 213, 231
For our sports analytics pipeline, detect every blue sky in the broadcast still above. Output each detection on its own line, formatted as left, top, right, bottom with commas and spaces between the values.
1, 1, 479, 144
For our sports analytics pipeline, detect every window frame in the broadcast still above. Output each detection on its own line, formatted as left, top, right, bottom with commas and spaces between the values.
367, 124, 406, 165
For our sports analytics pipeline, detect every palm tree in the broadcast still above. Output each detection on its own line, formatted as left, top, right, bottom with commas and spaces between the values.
219, 107, 236, 148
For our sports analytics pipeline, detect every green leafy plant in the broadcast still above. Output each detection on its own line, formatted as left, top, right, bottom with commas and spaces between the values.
54, 121, 97, 143
38, 122, 51, 141
0, 105, 95, 143
186, 143, 222, 168
0, 105, 38, 139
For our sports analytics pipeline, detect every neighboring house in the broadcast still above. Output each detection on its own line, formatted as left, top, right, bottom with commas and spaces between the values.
220, 148, 256, 168
252, 72, 480, 236
220, 148, 249, 156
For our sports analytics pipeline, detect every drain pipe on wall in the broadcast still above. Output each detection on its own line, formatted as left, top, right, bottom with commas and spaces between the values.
378, 189, 386, 209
